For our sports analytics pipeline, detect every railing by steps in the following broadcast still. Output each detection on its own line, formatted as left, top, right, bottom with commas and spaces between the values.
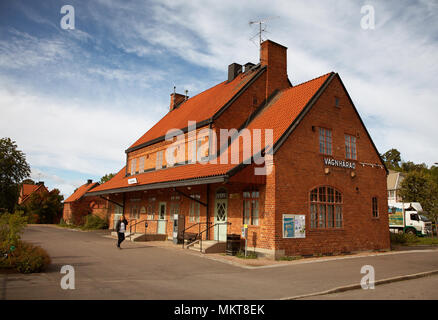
182, 221, 232, 252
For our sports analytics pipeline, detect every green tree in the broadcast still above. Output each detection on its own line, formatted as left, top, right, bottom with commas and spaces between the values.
400, 161, 428, 174
0, 138, 31, 213
25, 189, 64, 224
21, 179, 35, 185
100, 173, 115, 184
399, 171, 429, 203
381, 148, 401, 170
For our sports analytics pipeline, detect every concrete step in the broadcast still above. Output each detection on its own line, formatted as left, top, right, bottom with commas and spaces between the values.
187, 240, 227, 254
110, 231, 143, 242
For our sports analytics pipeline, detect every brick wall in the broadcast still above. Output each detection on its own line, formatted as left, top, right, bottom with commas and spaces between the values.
272, 76, 390, 256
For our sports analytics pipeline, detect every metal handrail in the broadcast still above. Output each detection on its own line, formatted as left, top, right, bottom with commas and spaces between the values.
129, 219, 148, 238
198, 222, 231, 253
181, 222, 210, 249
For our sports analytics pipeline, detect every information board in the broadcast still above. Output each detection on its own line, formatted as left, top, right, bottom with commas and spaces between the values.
282, 214, 306, 238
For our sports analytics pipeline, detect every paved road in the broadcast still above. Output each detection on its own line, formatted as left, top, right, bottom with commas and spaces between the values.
1, 225, 438, 300
302, 274, 438, 300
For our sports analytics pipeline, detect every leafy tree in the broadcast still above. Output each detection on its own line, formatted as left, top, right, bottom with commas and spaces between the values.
100, 173, 116, 184
399, 171, 429, 203
381, 148, 401, 170
25, 189, 64, 224
400, 161, 428, 174
0, 138, 31, 213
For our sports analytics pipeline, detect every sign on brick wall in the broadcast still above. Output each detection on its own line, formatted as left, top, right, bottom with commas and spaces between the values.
282, 214, 306, 238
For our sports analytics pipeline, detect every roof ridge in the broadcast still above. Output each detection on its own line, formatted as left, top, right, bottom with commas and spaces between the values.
285, 72, 334, 92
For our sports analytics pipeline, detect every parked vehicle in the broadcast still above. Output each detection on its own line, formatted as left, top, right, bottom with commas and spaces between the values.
388, 202, 432, 236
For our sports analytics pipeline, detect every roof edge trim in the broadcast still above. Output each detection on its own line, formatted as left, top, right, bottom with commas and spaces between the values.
84, 175, 228, 197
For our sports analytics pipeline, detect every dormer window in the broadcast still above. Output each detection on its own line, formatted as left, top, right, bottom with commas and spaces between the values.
156, 150, 163, 169
130, 158, 137, 175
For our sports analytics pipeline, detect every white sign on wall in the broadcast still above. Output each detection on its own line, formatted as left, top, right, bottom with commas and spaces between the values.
282, 214, 306, 238
127, 178, 138, 185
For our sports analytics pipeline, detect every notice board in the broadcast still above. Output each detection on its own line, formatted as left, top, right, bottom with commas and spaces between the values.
282, 214, 306, 238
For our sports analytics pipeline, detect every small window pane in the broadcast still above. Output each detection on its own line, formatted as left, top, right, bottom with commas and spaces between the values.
318, 204, 326, 228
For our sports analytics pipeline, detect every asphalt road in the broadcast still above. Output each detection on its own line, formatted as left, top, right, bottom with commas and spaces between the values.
302, 274, 438, 300
1, 225, 438, 300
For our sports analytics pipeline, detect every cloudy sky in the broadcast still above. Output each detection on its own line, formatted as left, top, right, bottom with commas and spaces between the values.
0, 0, 437, 198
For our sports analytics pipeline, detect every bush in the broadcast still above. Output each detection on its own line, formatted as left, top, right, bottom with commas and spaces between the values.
82, 215, 108, 230
0, 211, 28, 251
390, 232, 418, 245
13, 241, 51, 273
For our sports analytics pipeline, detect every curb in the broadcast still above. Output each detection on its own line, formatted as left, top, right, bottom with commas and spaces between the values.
281, 269, 438, 300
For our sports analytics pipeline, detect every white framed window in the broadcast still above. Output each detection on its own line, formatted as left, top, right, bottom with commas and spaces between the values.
319, 128, 332, 155
139, 156, 145, 172
243, 191, 259, 226
345, 134, 357, 160
156, 151, 163, 169
130, 158, 137, 175
189, 194, 200, 222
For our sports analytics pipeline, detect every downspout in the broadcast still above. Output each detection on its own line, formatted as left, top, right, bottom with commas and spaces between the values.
206, 184, 210, 240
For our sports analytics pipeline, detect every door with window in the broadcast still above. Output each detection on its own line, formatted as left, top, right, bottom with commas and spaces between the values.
157, 202, 167, 234
214, 189, 228, 241
113, 204, 123, 230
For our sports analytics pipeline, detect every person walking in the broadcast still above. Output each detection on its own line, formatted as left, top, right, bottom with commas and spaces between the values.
116, 215, 128, 249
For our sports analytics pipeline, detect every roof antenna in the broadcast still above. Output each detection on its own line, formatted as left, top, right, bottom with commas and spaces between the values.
249, 16, 279, 60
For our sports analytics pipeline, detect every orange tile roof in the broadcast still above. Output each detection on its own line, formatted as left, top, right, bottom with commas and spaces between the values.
127, 66, 263, 151
64, 182, 99, 203
247, 72, 332, 142
22, 184, 39, 197
88, 162, 236, 194
19, 183, 48, 204
87, 72, 333, 195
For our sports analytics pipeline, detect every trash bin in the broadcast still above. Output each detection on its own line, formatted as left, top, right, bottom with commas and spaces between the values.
226, 234, 241, 256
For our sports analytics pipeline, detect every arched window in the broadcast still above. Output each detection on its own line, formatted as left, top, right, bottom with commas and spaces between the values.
310, 186, 342, 229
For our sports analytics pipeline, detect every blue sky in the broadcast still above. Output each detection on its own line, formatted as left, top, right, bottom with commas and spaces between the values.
1, 0, 437, 198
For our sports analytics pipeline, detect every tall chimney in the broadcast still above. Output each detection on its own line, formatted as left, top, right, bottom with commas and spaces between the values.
228, 63, 242, 82
170, 92, 186, 111
260, 40, 290, 99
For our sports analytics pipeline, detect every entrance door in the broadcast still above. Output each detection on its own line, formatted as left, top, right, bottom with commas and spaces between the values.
157, 202, 167, 234
214, 189, 228, 241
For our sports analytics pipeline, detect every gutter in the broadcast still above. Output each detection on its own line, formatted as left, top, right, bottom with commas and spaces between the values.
84, 175, 228, 197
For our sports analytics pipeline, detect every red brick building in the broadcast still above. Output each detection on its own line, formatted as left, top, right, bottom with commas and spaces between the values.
85, 39, 390, 258
63, 180, 110, 225
18, 182, 49, 205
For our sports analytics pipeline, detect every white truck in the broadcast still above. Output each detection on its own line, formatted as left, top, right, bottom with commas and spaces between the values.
388, 202, 432, 236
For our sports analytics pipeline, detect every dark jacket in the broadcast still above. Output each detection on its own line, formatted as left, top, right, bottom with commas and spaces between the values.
116, 218, 128, 233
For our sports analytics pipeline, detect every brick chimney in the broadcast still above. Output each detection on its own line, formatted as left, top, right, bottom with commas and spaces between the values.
170, 92, 186, 111
260, 40, 290, 99
37, 181, 44, 186
87, 179, 92, 185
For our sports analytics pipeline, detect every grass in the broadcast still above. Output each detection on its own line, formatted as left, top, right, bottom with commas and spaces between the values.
277, 255, 303, 261
390, 233, 438, 246
235, 250, 258, 259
